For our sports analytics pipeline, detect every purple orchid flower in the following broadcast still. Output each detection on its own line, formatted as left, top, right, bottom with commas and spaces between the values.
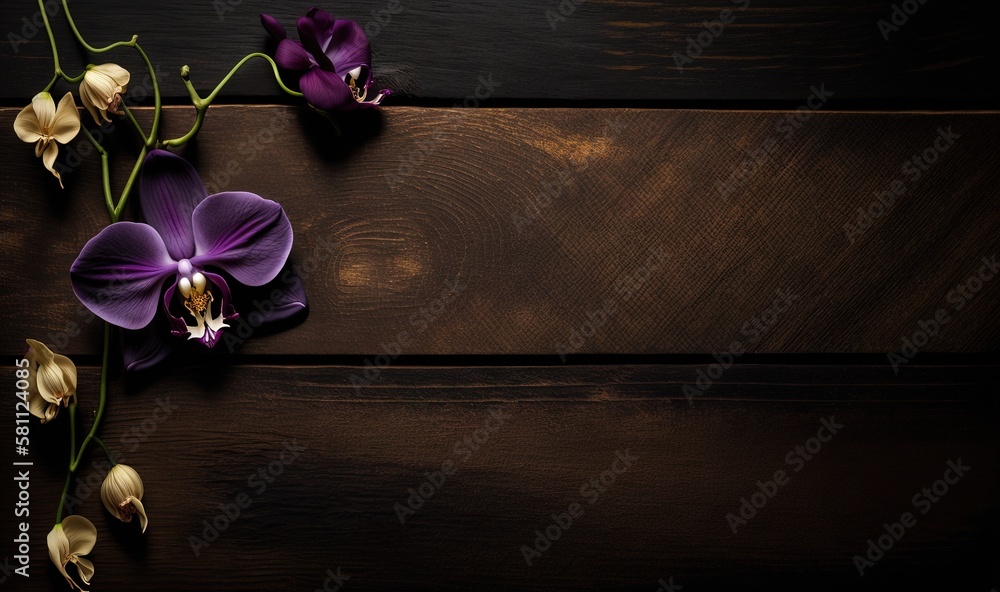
70, 150, 305, 370
261, 7, 390, 111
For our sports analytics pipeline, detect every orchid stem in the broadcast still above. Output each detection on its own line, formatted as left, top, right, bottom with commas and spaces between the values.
78, 125, 116, 216
159, 53, 302, 148
54, 471, 72, 523
121, 105, 149, 146
69, 324, 110, 474
114, 146, 147, 219
93, 437, 116, 466
61, 0, 160, 149
55, 323, 110, 523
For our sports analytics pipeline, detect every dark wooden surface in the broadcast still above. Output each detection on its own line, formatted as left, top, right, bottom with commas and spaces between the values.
13, 365, 1000, 591
2, 106, 999, 358
0, 1, 996, 104
2, 1, 999, 591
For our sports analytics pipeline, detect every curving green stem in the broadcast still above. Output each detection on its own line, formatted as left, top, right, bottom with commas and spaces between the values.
121, 104, 149, 146
114, 146, 147, 219
160, 53, 303, 147
69, 323, 110, 474
93, 436, 116, 466
79, 126, 114, 214
61, 0, 160, 149
55, 323, 110, 523
37, 0, 86, 92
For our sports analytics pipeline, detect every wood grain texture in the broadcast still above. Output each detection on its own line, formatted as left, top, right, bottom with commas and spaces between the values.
7, 364, 997, 591
1, 106, 998, 358
0, 0, 995, 103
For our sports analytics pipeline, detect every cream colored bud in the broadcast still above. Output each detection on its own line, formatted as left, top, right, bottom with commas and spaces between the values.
79, 63, 131, 124
101, 464, 148, 532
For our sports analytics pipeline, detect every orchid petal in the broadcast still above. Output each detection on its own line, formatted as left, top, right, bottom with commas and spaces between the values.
51, 92, 81, 143
140, 150, 209, 261
70, 222, 177, 330
74, 557, 95, 584
41, 140, 63, 188
327, 19, 371, 79
62, 516, 97, 555
122, 314, 173, 371
132, 496, 149, 533
297, 15, 335, 71
191, 192, 293, 286
241, 263, 309, 323
299, 68, 355, 110
307, 7, 336, 41
31, 92, 55, 131
275, 39, 313, 71
13, 103, 42, 142
260, 12, 286, 40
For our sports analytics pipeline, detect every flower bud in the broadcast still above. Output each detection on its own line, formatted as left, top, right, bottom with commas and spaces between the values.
79, 63, 130, 124
101, 463, 148, 532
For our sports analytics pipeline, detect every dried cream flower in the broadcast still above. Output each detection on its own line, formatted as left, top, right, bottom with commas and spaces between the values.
12, 92, 80, 188
47, 515, 97, 591
25, 339, 77, 423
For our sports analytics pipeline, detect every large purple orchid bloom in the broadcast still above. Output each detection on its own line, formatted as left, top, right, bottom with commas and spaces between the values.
261, 7, 390, 111
70, 150, 305, 370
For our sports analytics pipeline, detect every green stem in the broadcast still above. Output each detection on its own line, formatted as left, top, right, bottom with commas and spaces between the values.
62, 0, 136, 54
114, 146, 147, 219
92, 437, 116, 466
56, 323, 111, 523
122, 105, 149, 146
54, 471, 72, 523
42, 73, 58, 93
38, 0, 61, 74
79, 126, 114, 215
69, 405, 76, 466
62, 0, 160, 148
160, 54, 302, 148
69, 324, 110, 474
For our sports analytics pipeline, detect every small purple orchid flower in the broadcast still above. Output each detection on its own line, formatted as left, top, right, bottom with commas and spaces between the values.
70, 150, 305, 370
261, 7, 390, 111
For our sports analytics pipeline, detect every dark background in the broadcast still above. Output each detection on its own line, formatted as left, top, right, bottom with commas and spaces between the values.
0, 1, 997, 590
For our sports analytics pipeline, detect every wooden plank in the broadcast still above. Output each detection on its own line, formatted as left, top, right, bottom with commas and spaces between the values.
2, 106, 998, 357
0, 1, 995, 103
10, 364, 997, 590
